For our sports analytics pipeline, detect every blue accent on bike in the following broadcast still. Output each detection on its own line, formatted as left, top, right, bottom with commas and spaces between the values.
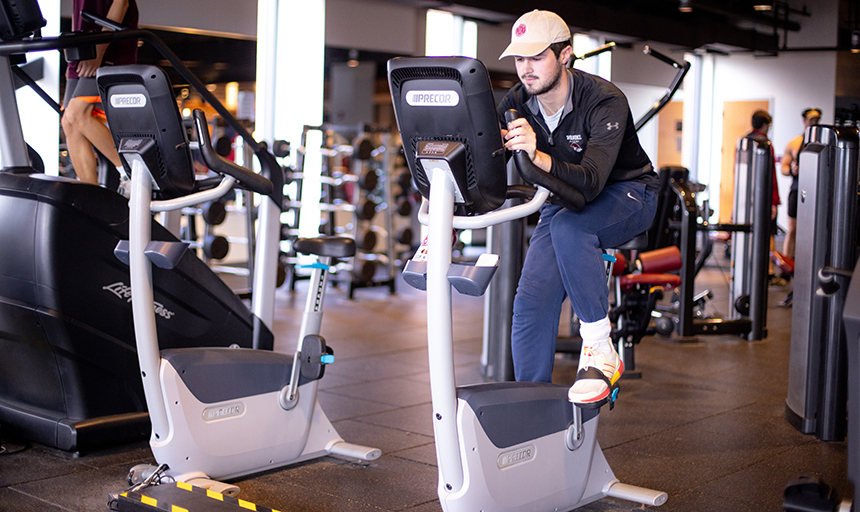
300, 262, 330, 270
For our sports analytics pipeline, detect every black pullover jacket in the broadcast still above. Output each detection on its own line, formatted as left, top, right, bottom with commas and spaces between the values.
497, 68, 657, 203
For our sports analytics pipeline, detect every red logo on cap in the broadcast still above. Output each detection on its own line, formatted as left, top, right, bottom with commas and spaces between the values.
515, 24, 526, 37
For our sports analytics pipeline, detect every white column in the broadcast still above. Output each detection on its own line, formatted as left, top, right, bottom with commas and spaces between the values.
256, 0, 325, 239
16, 0, 60, 176
697, 53, 717, 219
681, 53, 701, 194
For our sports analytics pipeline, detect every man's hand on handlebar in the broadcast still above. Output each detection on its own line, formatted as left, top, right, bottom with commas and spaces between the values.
503, 118, 553, 173
503, 117, 537, 161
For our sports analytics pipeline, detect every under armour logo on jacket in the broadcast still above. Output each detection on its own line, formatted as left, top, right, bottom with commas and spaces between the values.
607, 122, 619, 131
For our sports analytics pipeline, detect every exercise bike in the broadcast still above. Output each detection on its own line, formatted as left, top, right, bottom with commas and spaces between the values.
98, 64, 379, 495
389, 56, 666, 511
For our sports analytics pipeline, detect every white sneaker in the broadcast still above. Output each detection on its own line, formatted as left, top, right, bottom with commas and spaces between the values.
116, 168, 131, 199
568, 343, 623, 407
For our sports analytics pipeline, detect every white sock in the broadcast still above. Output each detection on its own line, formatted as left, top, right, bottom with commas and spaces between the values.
579, 316, 612, 356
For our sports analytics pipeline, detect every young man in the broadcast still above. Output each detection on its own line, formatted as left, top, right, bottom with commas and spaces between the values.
62, 0, 138, 185
745, 110, 781, 221
778, 108, 821, 307
497, 10, 659, 406
743, 110, 784, 286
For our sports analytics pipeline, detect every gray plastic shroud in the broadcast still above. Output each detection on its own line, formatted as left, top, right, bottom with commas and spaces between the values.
457, 382, 599, 449
113, 239, 189, 269
161, 348, 319, 405
402, 259, 497, 296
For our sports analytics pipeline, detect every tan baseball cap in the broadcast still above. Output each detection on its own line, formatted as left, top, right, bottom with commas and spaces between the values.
802, 108, 822, 120
499, 10, 571, 60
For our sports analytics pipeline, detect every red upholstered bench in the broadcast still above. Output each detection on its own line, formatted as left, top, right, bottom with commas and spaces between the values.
608, 244, 684, 379
619, 273, 682, 292
618, 246, 682, 292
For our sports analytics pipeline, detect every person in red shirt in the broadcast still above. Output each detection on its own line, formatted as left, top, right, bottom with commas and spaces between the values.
744, 110, 785, 286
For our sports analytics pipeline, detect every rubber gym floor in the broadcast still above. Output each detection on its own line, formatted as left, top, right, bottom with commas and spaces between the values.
0, 244, 848, 512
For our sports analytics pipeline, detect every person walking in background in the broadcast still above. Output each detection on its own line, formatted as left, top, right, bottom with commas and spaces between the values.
743, 110, 784, 287
776, 108, 821, 307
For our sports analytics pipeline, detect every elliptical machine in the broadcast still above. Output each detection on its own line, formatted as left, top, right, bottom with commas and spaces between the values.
389, 56, 666, 511
0, 1, 272, 452
98, 64, 380, 495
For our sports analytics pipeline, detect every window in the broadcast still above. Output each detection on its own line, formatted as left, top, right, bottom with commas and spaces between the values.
425, 10, 477, 58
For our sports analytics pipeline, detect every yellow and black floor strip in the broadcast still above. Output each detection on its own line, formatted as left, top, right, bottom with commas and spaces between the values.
115, 481, 280, 512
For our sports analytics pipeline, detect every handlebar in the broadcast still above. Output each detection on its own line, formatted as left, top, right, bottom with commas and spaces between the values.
571, 42, 616, 65
79, 10, 125, 31
634, 46, 691, 131
818, 266, 854, 297
642, 45, 682, 69
568, 40, 689, 133
0, 24, 274, 175
192, 110, 274, 196
504, 109, 585, 211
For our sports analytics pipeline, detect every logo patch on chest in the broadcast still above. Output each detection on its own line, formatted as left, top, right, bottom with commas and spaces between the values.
566, 134, 583, 152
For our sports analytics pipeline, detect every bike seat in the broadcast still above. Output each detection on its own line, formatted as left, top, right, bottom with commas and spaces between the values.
613, 231, 649, 251
294, 236, 357, 258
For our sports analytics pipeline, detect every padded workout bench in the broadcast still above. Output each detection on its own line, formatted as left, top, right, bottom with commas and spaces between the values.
559, 231, 682, 380
612, 240, 682, 378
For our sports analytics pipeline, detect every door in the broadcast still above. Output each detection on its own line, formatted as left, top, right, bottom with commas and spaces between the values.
720, 100, 770, 223
657, 100, 683, 169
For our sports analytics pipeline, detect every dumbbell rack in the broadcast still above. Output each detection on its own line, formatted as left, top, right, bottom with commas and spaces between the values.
352, 133, 422, 298
276, 124, 340, 291
179, 191, 260, 296
275, 125, 417, 298
277, 123, 377, 292
345, 130, 397, 298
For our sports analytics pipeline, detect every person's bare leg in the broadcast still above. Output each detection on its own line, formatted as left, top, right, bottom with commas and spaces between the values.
783, 217, 796, 259
62, 100, 99, 184
62, 99, 121, 185
76, 111, 121, 167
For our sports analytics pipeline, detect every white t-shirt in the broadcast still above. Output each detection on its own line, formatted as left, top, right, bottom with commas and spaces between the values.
539, 101, 563, 133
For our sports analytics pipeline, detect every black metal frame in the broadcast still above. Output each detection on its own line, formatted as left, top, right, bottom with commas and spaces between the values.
666, 142, 771, 341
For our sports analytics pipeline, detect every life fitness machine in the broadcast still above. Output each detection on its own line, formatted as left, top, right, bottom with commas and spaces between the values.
844, 262, 860, 510
726, 136, 772, 339
390, 56, 666, 511
832, 258, 860, 511
648, 136, 772, 343
0, 0, 277, 452
785, 125, 859, 440
783, 256, 860, 512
